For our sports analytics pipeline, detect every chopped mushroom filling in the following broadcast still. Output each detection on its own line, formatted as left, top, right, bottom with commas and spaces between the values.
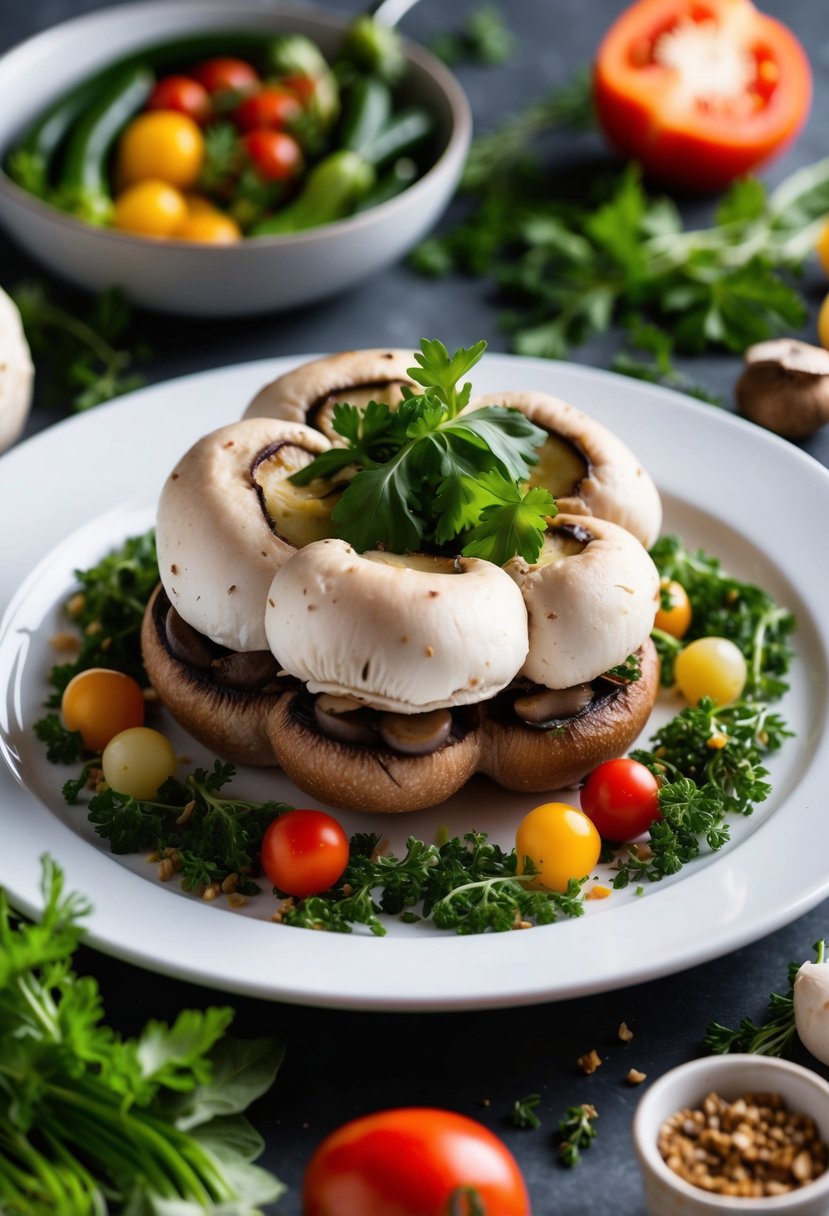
308, 379, 411, 443
252, 441, 341, 548
526, 431, 588, 498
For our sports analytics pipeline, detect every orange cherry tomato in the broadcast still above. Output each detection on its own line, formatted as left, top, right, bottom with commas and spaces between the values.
260, 810, 349, 898
654, 578, 692, 639
174, 212, 242, 243
113, 180, 188, 237
593, 0, 812, 193
302, 1108, 531, 1216
116, 112, 204, 190
61, 667, 145, 752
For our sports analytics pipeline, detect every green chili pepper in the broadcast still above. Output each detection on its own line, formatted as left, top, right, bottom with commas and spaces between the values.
339, 74, 393, 157
250, 150, 375, 235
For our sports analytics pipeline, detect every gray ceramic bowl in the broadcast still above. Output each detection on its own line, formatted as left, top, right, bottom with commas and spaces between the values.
0, 0, 471, 316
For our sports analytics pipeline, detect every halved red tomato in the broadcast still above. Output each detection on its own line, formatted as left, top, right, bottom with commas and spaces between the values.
593, 0, 812, 192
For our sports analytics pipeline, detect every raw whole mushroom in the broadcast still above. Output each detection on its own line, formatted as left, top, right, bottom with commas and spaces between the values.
0, 286, 34, 454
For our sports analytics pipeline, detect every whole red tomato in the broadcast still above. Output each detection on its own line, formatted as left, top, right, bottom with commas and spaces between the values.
191, 56, 260, 97
580, 758, 660, 842
233, 87, 303, 133
146, 75, 212, 125
302, 1108, 531, 1216
242, 129, 304, 182
260, 810, 348, 898
593, 0, 812, 192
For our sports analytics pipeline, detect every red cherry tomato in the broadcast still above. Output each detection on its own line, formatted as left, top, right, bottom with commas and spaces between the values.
580, 758, 661, 842
191, 56, 260, 97
279, 72, 317, 107
593, 0, 812, 192
260, 810, 349, 898
233, 87, 303, 133
146, 75, 212, 125
242, 129, 304, 182
302, 1108, 531, 1216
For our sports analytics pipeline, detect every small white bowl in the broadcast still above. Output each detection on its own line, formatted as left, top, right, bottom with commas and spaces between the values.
633, 1055, 829, 1216
0, 0, 471, 317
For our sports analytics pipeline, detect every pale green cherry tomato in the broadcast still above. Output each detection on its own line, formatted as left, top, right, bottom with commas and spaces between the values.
102, 727, 177, 799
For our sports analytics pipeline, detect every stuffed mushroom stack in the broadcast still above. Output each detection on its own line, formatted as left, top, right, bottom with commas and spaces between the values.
142, 347, 662, 813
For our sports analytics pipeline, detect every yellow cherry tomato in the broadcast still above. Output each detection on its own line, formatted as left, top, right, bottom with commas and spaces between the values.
515, 802, 601, 894
674, 636, 747, 707
818, 292, 829, 351
183, 193, 220, 216
654, 578, 692, 639
816, 221, 829, 276
61, 668, 145, 752
113, 180, 188, 237
117, 111, 204, 190
102, 727, 177, 799
174, 212, 242, 244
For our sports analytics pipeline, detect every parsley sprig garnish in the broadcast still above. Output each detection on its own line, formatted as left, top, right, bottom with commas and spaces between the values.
650, 535, 796, 697
557, 1104, 598, 1167
705, 942, 826, 1058
511, 1093, 542, 1129
84, 760, 290, 896
414, 109, 829, 369
281, 832, 586, 936
41, 530, 159, 704
290, 338, 557, 562
613, 697, 791, 887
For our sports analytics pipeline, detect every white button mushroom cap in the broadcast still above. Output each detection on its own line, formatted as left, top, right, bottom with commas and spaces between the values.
0, 286, 34, 454
504, 514, 660, 688
467, 390, 662, 548
265, 538, 530, 713
156, 417, 330, 652
242, 348, 416, 436
794, 961, 829, 1065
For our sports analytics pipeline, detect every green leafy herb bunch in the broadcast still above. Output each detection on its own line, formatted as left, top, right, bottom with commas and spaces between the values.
291, 338, 558, 564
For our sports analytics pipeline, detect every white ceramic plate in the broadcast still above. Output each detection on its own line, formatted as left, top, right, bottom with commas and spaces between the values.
1, 354, 827, 1011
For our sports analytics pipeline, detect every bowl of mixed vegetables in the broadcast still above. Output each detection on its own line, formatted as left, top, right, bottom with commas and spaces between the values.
0, 0, 470, 316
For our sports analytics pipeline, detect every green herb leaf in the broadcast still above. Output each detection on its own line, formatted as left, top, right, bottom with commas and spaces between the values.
461, 473, 556, 565
0, 857, 284, 1210
557, 1103, 597, 1167
705, 943, 827, 1058
511, 1093, 542, 1129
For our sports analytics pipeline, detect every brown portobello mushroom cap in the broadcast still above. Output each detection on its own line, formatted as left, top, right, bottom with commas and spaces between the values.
479, 637, 660, 792
467, 390, 662, 547
242, 348, 417, 443
141, 585, 286, 767
265, 691, 483, 813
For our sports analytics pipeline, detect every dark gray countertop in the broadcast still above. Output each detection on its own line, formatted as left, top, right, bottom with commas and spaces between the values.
2, 1, 829, 1211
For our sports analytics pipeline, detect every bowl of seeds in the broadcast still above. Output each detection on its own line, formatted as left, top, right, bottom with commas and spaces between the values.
633, 1055, 829, 1215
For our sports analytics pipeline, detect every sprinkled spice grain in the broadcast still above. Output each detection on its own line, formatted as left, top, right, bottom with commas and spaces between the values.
658, 1090, 828, 1198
